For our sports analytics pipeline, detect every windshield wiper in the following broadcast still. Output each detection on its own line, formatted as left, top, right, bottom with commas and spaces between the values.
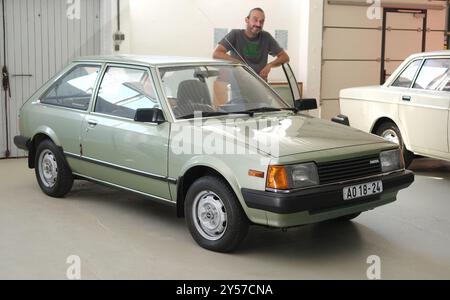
233, 107, 282, 117
178, 107, 289, 119
178, 111, 231, 119
280, 107, 299, 114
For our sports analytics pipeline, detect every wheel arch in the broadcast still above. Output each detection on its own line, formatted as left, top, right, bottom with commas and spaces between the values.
176, 165, 240, 218
371, 117, 411, 150
370, 117, 395, 134
28, 129, 62, 169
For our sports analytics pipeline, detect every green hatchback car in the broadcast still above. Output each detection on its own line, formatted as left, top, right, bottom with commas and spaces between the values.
14, 55, 414, 252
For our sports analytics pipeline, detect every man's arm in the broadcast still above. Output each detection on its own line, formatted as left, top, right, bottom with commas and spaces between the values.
259, 50, 290, 80
212, 44, 242, 63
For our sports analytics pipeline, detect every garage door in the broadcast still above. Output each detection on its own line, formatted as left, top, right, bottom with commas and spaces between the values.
0, 0, 102, 158
321, 0, 447, 121
1, 2, 5, 158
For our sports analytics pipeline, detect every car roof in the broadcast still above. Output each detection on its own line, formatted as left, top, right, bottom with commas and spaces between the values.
73, 54, 236, 67
383, 50, 450, 86
407, 50, 450, 59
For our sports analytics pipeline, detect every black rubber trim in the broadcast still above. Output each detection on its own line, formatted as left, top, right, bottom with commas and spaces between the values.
65, 152, 177, 184
13, 135, 31, 151
242, 170, 414, 214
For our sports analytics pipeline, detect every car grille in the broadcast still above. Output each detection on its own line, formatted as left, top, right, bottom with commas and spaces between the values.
317, 154, 382, 185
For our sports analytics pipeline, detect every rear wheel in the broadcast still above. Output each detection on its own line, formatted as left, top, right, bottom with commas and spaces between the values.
185, 176, 249, 252
35, 139, 73, 197
375, 121, 413, 168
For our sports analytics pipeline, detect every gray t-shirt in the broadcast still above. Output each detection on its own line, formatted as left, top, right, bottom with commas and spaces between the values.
219, 29, 283, 74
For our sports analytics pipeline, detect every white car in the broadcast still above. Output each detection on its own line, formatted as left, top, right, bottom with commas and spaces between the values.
339, 50, 450, 167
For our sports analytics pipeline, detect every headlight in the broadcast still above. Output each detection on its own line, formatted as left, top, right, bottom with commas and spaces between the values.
267, 162, 319, 190
380, 149, 403, 172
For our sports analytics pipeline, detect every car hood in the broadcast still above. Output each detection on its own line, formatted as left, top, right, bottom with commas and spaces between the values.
192, 112, 387, 157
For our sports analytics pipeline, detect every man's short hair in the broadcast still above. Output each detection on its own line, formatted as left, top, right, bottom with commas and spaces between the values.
247, 7, 265, 18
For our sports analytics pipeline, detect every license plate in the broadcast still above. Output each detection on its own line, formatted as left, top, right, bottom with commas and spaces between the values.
343, 181, 383, 200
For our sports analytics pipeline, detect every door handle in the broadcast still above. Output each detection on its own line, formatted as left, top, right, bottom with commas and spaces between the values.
87, 120, 98, 127
402, 95, 411, 101
11, 74, 33, 77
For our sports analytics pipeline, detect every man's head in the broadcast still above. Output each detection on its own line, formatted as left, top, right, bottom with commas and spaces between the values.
245, 8, 265, 36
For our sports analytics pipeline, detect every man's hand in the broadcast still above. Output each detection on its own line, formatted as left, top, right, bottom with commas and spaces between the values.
259, 63, 273, 81
259, 51, 290, 81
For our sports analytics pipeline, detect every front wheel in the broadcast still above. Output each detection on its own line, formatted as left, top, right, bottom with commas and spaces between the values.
375, 121, 413, 168
185, 176, 249, 252
35, 139, 74, 197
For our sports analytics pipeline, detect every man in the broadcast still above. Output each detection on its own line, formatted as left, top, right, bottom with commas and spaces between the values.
212, 7, 290, 81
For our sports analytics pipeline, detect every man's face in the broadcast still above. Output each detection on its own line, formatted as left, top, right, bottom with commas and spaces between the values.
245, 10, 265, 35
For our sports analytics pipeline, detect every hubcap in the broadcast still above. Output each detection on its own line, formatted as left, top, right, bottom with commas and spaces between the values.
38, 150, 58, 188
192, 191, 227, 241
381, 129, 399, 145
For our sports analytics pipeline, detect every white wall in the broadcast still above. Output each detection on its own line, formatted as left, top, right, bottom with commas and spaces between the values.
298, 0, 323, 118
119, 0, 305, 83
100, 0, 115, 55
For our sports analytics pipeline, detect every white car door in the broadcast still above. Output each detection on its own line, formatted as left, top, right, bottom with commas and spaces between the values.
397, 57, 450, 158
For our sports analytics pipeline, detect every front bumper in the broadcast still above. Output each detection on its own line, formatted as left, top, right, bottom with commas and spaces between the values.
242, 170, 414, 215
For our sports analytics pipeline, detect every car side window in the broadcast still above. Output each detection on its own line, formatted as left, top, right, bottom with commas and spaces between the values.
413, 58, 450, 91
40, 65, 100, 110
391, 60, 422, 88
95, 66, 160, 119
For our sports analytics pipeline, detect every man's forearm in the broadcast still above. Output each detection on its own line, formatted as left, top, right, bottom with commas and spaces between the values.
213, 49, 241, 63
269, 52, 290, 68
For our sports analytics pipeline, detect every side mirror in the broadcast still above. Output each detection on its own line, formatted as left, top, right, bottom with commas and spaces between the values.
134, 108, 166, 124
331, 114, 350, 126
294, 98, 318, 111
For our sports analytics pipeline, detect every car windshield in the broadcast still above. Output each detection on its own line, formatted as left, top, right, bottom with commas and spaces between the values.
158, 65, 290, 119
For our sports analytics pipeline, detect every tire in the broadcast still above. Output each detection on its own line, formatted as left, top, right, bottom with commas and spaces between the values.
331, 212, 361, 222
184, 176, 249, 252
375, 121, 414, 168
34, 139, 74, 198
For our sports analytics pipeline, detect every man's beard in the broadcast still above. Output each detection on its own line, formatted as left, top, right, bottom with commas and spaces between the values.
250, 26, 262, 34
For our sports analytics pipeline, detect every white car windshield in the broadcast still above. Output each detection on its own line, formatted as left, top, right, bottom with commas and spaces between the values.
158, 65, 290, 119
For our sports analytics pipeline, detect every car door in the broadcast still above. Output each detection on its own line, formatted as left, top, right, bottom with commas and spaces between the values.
79, 64, 172, 201
37, 63, 102, 161
398, 57, 450, 157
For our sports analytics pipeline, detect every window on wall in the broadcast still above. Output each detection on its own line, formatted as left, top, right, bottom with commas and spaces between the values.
391, 60, 422, 88
40, 65, 100, 110
95, 66, 160, 119
413, 58, 450, 91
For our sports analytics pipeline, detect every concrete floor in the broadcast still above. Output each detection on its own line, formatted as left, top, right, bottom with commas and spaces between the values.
1, 158, 450, 279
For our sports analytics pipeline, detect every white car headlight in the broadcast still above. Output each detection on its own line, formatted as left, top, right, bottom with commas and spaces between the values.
380, 149, 403, 172
287, 162, 320, 189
